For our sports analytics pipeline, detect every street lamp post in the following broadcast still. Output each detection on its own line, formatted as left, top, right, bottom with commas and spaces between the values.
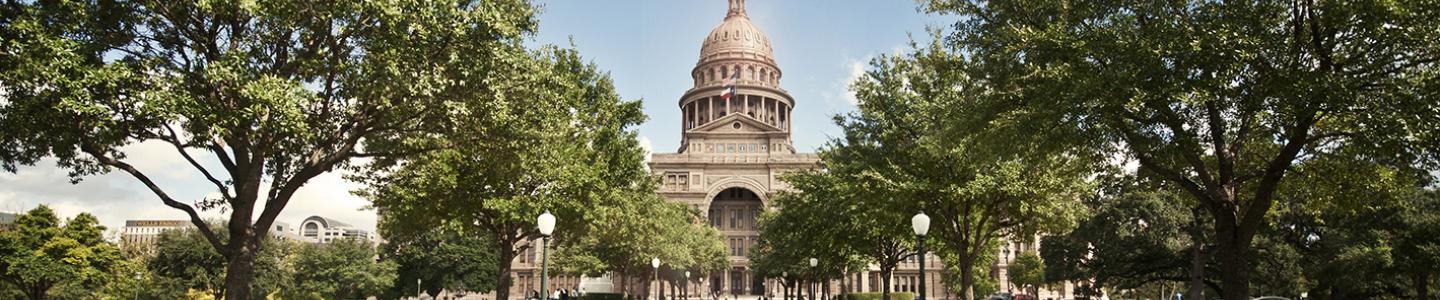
686, 271, 692, 300
133, 272, 141, 300
539, 211, 557, 300
912, 213, 930, 300
808, 258, 817, 300
1002, 246, 1011, 295
653, 258, 662, 300
783, 272, 789, 300
417, 278, 422, 300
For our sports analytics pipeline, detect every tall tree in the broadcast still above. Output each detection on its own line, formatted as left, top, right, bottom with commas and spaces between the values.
148, 223, 295, 299
382, 224, 498, 298
555, 193, 727, 298
1007, 252, 1044, 296
286, 238, 396, 300
0, 205, 123, 300
0, 0, 543, 298
1039, 186, 1210, 294
355, 43, 650, 300
842, 41, 1093, 300
1268, 155, 1431, 299
757, 166, 908, 300
1395, 190, 1440, 300
917, 0, 1440, 298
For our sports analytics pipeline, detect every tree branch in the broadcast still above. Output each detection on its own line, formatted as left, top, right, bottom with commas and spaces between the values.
163, 124, 233, 200
80, 144, 228, 256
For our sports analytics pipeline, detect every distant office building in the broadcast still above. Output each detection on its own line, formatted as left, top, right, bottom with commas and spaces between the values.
269, 221, 306, 242
123, 218, 340, 252
121, 220, 192, 252
0, 212, 18, 231
298, 215, 375, 244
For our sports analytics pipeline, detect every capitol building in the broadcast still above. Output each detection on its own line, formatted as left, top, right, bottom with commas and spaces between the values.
645, 0, 819, 296
498, 1, 1081, 299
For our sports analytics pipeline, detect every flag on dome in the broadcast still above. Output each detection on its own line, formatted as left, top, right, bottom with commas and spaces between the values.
720, 72, 739, 100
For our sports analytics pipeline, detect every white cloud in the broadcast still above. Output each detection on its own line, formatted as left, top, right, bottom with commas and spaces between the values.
841, 59, 868, 106
817, 55, 874, 111
266, 171, 376, 232
638, 135, 654, 172
0, 140, 379, 236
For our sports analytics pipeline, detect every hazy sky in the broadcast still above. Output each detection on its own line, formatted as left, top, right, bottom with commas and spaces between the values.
0, 1, 955, 236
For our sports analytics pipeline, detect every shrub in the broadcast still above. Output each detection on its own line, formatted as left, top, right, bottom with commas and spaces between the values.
583, 292, 626, 300
846, 292, 916, 300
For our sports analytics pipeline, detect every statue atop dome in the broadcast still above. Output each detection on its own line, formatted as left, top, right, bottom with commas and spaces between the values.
727, 0, 746, 19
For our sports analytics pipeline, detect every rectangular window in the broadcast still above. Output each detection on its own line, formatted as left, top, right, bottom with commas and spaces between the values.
730, 209, 739, 228
750, 144, 757, 153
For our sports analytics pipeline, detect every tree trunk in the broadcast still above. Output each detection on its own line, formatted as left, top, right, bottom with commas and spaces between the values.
1216, 223, 1252, 300
1416, 272, 1430, 300
496, 239, 517, 300
224, 238, 259, 300
808, 279, 814, 300
25, 283, 49, 300
620, 272, 629, 297
881, 267, 893, 300
1189, 237, 1205, 300
959, 256, 976, 300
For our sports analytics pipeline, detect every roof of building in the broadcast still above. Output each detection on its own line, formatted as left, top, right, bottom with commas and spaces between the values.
124, 220, 190, 227
699, 0, 774, 65
301, 215, 353, 228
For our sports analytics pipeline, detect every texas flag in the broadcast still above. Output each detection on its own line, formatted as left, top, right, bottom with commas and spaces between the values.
720, 71, 740, 100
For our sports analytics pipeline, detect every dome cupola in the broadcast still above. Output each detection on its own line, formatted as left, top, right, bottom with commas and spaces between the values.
675, 0, 796, 155
698, 0, 775, 67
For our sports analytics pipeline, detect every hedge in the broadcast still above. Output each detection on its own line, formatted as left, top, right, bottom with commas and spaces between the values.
581, 292, 625, 300
846, 292, 916, 300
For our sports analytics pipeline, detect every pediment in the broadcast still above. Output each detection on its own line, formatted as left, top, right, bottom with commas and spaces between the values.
689, 114, 784, 134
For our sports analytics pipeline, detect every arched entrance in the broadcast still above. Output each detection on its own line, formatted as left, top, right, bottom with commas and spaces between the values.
706, 187, 764, 296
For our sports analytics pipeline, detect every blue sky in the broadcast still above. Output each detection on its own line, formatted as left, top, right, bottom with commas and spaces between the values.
529, 0, 955, 153
0, 0, 956, 234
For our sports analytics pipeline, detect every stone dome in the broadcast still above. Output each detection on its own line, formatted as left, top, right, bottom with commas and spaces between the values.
698, 0, 774, 65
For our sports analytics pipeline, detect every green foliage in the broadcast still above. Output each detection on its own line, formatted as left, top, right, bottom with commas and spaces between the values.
833, 33, 1093, 300
1040, 185, 1200, 291
556, 195, 726, 296
353, 19, 652, 299
146, 222, 295, 300
582, 292, 625, 300
1006, 253, 1043, 294
847, 292, 915, 300
0, 205, 123, 300
1266, 159, 1438, 299
0, 0, 553, 298
382, 225, 499, 298
912, 0, 1440, 298
752, 171, 869, 284
939, 244, 997, 300
285, 238, 396, 300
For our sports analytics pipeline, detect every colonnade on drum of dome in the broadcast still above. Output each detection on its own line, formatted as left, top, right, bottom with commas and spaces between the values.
680, 66, 793, 134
